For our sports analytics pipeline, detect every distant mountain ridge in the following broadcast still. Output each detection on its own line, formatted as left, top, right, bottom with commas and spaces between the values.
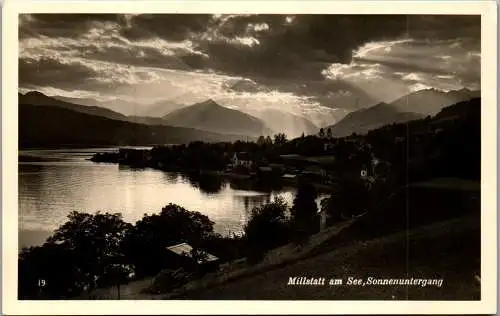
19, 103, 247, 149
21, 91, 182, 126
141, 99, 185, 117
21, 87, 479, 143
390, 88, 480, 115
324, 88, 480, 137
162, 99, 272, 137
51, 95, 103, 107
325, 103, 424, 138
20, 91, 129, 121
51, 94, 183, 117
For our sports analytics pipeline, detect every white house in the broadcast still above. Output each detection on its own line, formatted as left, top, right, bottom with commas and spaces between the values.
231, 152, 253, 169
166, 243, 219, 264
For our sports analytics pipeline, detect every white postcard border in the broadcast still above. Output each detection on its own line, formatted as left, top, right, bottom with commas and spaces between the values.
2, 1, 497, 314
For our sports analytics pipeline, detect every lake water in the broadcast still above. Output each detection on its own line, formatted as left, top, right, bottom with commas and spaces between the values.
19, 148, 323, 248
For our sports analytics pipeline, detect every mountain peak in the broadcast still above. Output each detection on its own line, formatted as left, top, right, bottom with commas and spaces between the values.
25, 91, 47, 97
163, 98, 271, 137
198, 99, 221, 107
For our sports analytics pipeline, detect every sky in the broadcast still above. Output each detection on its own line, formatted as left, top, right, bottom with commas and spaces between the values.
18, 14, 480, 124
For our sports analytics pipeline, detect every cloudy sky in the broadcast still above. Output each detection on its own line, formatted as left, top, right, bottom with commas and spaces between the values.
19, 14, 480, 124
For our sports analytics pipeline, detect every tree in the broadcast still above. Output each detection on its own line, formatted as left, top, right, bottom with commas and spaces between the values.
327, 127, 332, 139
319, 128, 325, 138
257, 135, 266, 146
19, 212, 133, 299
47, 212, 133, 292
244, 198, 291, 262
265, 135, 273, 145
273, 133, 287, 145
320, 196, 342, 226
290, 181, 320, 244
123, 204, 215, 277
324, 177, 371, 223
19, 242, 82, 299
100, 261, 135, 299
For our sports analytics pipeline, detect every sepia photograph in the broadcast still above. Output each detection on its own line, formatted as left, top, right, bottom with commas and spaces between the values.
2, 0, 498, 315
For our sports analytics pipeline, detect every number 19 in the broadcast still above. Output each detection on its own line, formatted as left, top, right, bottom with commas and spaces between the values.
38, 279, 46, 287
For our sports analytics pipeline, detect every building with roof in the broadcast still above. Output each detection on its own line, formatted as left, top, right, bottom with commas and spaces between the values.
230, 152, 253, 169
166, 242, 219, 264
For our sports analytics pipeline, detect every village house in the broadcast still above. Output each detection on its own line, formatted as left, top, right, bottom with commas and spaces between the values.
230, 152, 253, 169
166, 242, 220, 273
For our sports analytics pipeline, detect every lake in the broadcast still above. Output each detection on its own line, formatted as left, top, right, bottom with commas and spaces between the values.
18, 148, 324, 248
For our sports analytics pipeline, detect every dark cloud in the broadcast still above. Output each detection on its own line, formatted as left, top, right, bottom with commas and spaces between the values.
214, 14, 286, 38
189, 14, 480, 83
18, 55, 158, 93
406, 15, 480, 39
19, 56, 99, 90
19, 14, 124, 39
20, 14, 480, 81
120, 14, 213, 41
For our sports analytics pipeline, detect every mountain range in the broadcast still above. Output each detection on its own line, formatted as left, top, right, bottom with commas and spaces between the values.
390, 88, 480, 115
19, 103, 246, 149
325, 103, 424, 138
19, 86, 480, 147
48, 93, 337, 136
324, 88, 480, 137
52, 95, 183, 117
27, 92, 316, 138
18, 92, 278, 147
20, 92, 129, 121
20, 92, 273, 139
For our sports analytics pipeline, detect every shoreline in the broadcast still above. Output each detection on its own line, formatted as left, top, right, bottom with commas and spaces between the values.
94, 161, 333, 194
89, 147, 336, 194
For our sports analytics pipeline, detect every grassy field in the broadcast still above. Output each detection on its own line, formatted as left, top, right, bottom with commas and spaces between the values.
177, 215, 480, 300
85, 214, 479, 300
